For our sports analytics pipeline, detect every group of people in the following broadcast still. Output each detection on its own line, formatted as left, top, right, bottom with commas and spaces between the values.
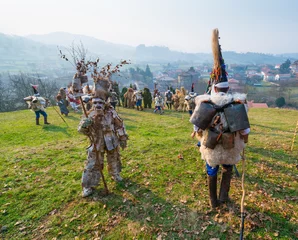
23, 29, 250, 212
56, 86, 82, 116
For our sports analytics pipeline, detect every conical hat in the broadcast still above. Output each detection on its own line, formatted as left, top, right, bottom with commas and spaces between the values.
206, 29, 229, 94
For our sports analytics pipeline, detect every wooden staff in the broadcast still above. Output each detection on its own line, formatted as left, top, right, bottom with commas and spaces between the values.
239, 149, 246, 240
51, 104, 69, 127
290, 120, 298, 151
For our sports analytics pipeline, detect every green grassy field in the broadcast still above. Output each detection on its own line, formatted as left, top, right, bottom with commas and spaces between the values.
0, 107, 297, 239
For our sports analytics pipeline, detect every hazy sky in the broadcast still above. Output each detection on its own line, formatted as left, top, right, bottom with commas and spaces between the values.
1, 0, 298, 54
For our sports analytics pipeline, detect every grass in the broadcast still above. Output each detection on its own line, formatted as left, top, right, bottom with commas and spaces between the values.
0, 106, 297, 239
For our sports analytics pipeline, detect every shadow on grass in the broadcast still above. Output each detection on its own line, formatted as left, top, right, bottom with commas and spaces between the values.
65, 115, 81, 121
251, 123, 288, 132
85, 179, 238, 239
241, 205, 297, 239
246, 146, 296, 165
42, 125, 71, 136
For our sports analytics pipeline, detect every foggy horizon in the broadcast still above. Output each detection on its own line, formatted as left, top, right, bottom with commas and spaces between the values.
1, 0, 298, 54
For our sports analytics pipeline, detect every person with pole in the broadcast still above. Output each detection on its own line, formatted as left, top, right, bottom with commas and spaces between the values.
24, 84, 50, 125
78, 77, 128, 197
190, 29, 250, 209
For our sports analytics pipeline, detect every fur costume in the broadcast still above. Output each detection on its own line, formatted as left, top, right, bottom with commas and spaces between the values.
191, 92, 248, 167
124, 88, 134, 108
172, 91, 180, 111
143, 87, 152, 108
177, 87, 187, 112
121, 87, 128, 107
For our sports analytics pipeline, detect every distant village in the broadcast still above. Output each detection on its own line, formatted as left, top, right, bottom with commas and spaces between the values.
1, 58, 298, 112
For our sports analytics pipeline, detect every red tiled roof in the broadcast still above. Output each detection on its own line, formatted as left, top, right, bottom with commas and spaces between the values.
247, 101, 268, 108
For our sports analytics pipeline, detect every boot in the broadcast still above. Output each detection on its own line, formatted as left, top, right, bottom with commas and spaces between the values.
219, 165, 233, 203
82, 187, 93, 197
208, 175, 218, 209
36, 118, 40, 125
44, 117, 50, 125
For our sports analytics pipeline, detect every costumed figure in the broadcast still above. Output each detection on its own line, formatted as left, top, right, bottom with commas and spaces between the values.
123, 88, 134, 108
108, 90, 119, 109
56, 94, 69, 116
154, 93, 164, 114
67, 87, 81, 112
165, 89, 173, 110
177, 87, 187, 112
24, 84, 50, 125
58, 87, 69, 107
121, 87, 128, 107
78, 63, 129, 198
112, 82, 121, 106
134, 90, 143, 110
82, 84, 93, 111
143, 87, 152, 108
185, 83, 198, 116
190, 29, 250, 209
172, 90, 180, 111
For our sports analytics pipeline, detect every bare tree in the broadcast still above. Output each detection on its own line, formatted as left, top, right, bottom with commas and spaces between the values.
3, 72, 60, 112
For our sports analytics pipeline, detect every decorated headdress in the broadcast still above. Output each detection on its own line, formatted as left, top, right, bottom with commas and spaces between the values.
30, 84, 40, 97
206, 28, 229, 94
59, 47, 130, 101
91, 61, 130, 100
191, 83, 194, 92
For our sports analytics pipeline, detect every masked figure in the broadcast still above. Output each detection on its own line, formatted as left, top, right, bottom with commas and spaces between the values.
78, 77, 128, 197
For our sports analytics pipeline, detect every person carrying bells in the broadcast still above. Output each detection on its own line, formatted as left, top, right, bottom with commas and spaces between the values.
78, 77, 128, 197
190, 29, 250, 209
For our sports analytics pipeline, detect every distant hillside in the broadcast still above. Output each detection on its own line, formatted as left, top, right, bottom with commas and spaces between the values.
27, 32, 135, 61
1, 32, 298, 73
0, 33, 57, 61
135, 45, 296, 64
26, 32, 298, 64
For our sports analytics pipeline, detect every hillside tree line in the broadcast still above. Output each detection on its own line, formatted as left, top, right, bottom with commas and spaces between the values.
0, 72, 59, 112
